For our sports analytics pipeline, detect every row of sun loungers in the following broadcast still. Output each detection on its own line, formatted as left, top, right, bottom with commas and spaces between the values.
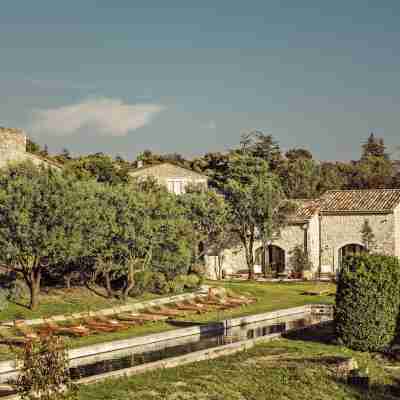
0, 293, 257, 343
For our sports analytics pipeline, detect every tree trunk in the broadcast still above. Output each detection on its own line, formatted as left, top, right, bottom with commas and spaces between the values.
64, 274, 72, 290
27, 268, 41, 310
121, 262, 136, 301
244, 230, 255, 280
104, 271, 115, 298
239, 227, 255, 281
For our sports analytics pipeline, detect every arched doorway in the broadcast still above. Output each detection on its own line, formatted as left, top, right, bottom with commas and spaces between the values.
255, 245, 286, 276
339, 243, 366, 268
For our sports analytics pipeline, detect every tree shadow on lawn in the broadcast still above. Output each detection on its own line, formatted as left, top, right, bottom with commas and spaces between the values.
283, 323, 400, 399
336, 376, 400, 399
283, 321, 336, 345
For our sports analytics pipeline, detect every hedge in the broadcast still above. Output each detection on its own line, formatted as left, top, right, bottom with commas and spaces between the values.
335, 254, 400, 352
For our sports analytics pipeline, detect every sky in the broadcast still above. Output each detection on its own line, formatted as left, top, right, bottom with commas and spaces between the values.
1, 0, 400, 161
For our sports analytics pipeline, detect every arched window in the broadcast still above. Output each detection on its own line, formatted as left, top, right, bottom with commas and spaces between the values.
339, 243, 366, 268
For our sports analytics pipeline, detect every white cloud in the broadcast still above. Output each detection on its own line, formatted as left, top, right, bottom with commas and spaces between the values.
29, 97, 165, 136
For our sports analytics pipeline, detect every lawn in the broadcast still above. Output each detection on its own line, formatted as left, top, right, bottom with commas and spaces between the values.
0, 281, 336, 361
77, 324, 400, 400
0, 286, 163, 322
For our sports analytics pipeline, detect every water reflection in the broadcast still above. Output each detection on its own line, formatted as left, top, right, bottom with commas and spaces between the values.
70, 314, 321, 380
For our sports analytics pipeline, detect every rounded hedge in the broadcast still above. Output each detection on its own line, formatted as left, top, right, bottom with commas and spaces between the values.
335, 254, 400, 352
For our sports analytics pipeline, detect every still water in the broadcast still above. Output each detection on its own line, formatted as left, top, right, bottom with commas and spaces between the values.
70, 313, 322, 380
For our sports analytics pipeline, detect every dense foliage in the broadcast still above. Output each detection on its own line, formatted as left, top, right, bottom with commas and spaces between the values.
14, 336, 76, 400
30, 131, 400, 198
335, 254, 400, 351
0, 163, 197, 308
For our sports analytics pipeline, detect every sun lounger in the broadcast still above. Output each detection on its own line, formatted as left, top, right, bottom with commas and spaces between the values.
174, 303, 206, 314
0, 327, 28, 346
13, 321, 38, 339
95, 315, 131, 329
82, 318, 121, 333
145, 307, 186, 317
136, 313, 169, 321
38, 320, 91, 337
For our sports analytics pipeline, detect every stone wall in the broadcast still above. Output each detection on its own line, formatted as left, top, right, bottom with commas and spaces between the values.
307, 213, 320, 272
0, 127, 27, 168
205, 244, 248, 279
272, 224, 306, 269
0, 127, 59, 170
394, 205, 400, 258
320, 213, 395, 272
204, 218, 319, 278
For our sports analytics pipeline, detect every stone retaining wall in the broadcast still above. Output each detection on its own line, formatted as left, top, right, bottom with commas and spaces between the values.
0, 304, 332, 383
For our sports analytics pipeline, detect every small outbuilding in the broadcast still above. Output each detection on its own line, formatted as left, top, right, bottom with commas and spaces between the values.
129, 162, 208, 194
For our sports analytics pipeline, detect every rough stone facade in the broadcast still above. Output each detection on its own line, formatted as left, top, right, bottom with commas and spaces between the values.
0, 127, 27, 168
129, 162, 208, 194
205, 191, 400, 279
0, 127, 58, 169
395, 206, 400, 258
320, 213, 395, 272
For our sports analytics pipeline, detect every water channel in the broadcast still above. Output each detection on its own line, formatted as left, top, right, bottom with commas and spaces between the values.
0, 309, 332, 397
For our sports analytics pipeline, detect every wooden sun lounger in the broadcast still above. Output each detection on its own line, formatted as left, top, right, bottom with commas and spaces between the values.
116, 313, 146, 323
13, 321, 38, 339
174, 303, 206, 314
38, 321, 91, 337
195, 297, 233, 310
95, 315, 131, 329
145, 307, 186, 317
136, 313, 169, 321
0, 328, 28, 345
82, 318, 122, 333
185, 300, 220, 312
117, 313, 168, 322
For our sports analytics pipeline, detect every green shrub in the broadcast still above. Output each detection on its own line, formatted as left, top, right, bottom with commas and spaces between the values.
149, 272, 168, 294
168, 278, 184, 294
130, 270, 154, 296
183, 274, 201, 289
335, 254, 400, 352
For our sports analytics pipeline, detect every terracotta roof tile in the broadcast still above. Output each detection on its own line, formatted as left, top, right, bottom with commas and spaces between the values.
290, 199, 320, 222
320, 189, 400, 213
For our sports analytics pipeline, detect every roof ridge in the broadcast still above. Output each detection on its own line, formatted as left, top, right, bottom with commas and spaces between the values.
325, 188, 400, 192
129, 161, 208, 177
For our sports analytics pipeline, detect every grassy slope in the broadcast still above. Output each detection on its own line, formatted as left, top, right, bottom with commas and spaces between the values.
0, 286, 163, 321
0, 281, 335, 361
78, 325, 400, 400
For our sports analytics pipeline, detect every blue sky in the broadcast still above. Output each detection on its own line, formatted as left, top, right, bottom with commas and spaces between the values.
1, 1, 400, 160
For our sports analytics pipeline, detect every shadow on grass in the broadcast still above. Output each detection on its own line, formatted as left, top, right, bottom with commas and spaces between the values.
283, 322, 400, 399
334, 376, 400, 400
283, 321, 336, 345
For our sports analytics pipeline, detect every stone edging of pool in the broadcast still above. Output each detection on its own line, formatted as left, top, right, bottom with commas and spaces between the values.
0, 304, 332, 385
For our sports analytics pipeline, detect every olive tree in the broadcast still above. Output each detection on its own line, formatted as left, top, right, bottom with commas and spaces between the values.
179, 186, 231, 263
221, 154, 293, 279
0, 163, 97, 309
87, 184, 153, 300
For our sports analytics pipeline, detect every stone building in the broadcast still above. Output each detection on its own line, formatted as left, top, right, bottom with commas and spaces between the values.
129, 162, 208, 194
0, 127, 60, 169
205, 189, 400, 278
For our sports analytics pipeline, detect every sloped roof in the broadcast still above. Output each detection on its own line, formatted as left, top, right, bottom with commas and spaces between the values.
289, 199, 320, 223
320, 189, 400, 213
129, 162, 208, 179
